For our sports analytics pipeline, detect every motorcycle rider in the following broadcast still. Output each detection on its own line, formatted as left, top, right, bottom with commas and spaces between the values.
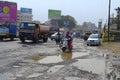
64, 32, 73, 50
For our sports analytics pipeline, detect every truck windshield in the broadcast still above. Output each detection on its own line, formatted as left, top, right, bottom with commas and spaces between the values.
0, 25, 3, 28
20, 23, 35, 30
27, 24, 35, 30
0, 25, 5, 28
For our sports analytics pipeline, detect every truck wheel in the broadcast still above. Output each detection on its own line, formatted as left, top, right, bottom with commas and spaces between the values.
19, 36, 25, 43
43, 38, 48, 42
33, 37, 38, 43
21, 39, 25, 43
0, 37, 3, 41
10, 37, 14, 41
62, 47, 66, 52
20, 38, 25, 43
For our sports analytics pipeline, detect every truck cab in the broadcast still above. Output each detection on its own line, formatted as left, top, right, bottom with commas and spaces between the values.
19, 22, 49, 43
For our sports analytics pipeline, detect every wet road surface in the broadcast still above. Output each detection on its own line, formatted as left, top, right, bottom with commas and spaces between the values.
0, 38, 116, 80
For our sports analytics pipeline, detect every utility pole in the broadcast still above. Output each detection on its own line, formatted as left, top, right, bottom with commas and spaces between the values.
108, 0, 111, 42
98, 19, 102, 32
98, 19, 102, 37
115, 7, 120, 30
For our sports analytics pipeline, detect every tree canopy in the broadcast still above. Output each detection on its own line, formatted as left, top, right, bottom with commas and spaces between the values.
58, 15, 77, 29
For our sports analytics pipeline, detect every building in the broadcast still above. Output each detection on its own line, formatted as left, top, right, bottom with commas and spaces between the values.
17, 8, 33, 22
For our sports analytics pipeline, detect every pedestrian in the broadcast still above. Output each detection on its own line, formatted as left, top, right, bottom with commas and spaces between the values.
55, 31, 61, 44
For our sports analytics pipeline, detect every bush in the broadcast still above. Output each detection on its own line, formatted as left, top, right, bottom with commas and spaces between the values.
102, 33, 108, 42
102, 31, 120, 42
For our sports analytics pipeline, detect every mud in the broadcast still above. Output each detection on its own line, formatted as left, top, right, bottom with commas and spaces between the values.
0, 38, 119, 80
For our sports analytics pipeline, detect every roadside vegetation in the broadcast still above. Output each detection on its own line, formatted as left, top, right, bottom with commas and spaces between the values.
100, 42, 120, 54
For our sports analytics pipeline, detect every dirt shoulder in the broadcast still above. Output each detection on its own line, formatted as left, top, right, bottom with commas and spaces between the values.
100, 42, 120, 54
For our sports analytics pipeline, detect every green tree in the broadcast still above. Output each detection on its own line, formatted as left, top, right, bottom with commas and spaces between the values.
81, 22, 97, 32
82, 22, 89, 32
111, 17, 117, 24
58, 15, 77, 30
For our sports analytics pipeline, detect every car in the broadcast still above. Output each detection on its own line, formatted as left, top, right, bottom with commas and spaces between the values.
75, 32, 81, 38
50, 32, 63, 40
87, 33, 101, 46
83, 32, 92, 41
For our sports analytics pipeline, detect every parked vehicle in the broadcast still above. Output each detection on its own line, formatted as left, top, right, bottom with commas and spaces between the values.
87, 33, 101, 46
0, 1, 18, 41
83, 32, 92, 41
0, 23, 18, 41
19, 22, 50, 43
75, 32, 81, 38
50, 32, 63, 41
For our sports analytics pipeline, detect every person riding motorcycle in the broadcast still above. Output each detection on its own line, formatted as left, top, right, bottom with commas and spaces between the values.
64, 32, 73, 50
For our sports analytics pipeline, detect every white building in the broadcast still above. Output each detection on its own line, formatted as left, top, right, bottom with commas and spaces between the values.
17, 9, 33, 22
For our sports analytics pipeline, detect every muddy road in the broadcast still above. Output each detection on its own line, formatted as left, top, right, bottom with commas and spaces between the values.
0, 38, 115, 80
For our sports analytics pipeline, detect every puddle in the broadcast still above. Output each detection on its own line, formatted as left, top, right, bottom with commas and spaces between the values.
72, 52, 89, 59
30, 52, 105, 75
71, 58, 105, 74
38, 55, 63, 64
31, 56, 46, 61
37, 52, 89, 64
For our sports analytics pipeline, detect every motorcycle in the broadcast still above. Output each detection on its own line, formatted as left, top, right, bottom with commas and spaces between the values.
59, 37, 72, 52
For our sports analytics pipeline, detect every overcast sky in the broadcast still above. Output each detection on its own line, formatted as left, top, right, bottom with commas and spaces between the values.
6, 0, 120, 26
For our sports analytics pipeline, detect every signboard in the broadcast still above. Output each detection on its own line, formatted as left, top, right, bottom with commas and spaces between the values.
48, 9, 61, 19
0, 1, 17, 22
20, 7, 32, 14
110, 24, 117, 30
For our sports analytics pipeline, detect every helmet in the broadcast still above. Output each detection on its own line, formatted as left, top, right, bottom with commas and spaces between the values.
66, 32, 69, 36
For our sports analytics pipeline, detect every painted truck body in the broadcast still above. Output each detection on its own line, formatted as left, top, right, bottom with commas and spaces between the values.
0, 23, 18, 40
0, 1, 17, 22
0, 1, 17, 41
19, 22, 50, 43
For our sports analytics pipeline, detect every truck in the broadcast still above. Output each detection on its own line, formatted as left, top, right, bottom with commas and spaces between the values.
0, 23, 18, 41
19, 22, 50, 43
0, 1, 17, 41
